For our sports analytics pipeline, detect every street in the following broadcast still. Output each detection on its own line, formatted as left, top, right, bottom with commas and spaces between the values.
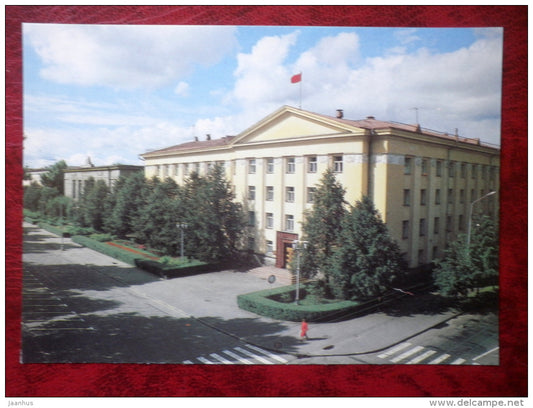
21, 223, 498, 365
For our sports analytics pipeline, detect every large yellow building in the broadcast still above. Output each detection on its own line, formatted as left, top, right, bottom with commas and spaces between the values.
140, 106, 500, 269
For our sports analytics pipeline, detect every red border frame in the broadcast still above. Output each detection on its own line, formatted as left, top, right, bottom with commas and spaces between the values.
6, 5, 527, 397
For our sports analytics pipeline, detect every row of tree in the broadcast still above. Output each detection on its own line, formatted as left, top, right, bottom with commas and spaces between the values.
25, 162, 498, 299
24, 164, 247, 264
295, 169, 407, 300
295, 169, 498, 300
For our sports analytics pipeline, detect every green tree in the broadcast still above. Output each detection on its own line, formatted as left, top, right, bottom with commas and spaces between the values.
433, 234, 473, 297
300, 168, 347, 281
469, 215, 499, 288
182, 165, 246, 263
104, 172, 150, 238
23, 182, 42, 212
433, 215, 499, 297
40, 160, 67, 195
136, 177, 184, 255
329, 196, 406, 299
82, 179, 110, 231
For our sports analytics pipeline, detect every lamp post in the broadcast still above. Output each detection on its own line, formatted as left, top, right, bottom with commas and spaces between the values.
177, 223, 188, 262
292, 240, 308, 304
467, 191, 496, 247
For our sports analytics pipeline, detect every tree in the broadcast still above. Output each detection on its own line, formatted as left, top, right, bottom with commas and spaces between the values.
23, 182, 43, 211
433, 215, 499, 297
433, 234, 473, 297
81, 179, 110, 231
329, 196, 406, 299
182, 165, 246, 263
136, 177, 184, 255
40, 160, 67, 195
300, 168, 347, 281
104, 172, 150, 238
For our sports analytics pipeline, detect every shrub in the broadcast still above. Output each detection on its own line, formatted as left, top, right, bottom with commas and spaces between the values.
237, 284, 374, 322
71, 235, 142, 266
90, 233, 114, 242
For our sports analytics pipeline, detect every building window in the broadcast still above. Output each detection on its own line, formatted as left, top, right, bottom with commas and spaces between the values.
285, 215, 294, 232
286, 157, 295, 174
448, 189, 454, 204
266, 158, 274, 174
286, 186, 295, 202
184, 163, 189, 175
418, 249, 425, 265
460, 163, 466, 178
448, 162, 455, 178
248, 186, 256, 200
471, 164, 477, 179
420, 189, 427, 206
403, 189, 411, 206
266, 213, 274, 229
436, 160, 442, 177
307, 187, 316, 203
471, 189, 476, 202
419, 218, 426, 236
446, 216, 453, 232
421, 159, 428, 175
460, 189, 465, 204
404, 157, 412, 175
248, 159, 256, 174
195, 163, 201, 174
402, 220, 409, 239
435, 189, 441, 205
266, 240, 274, 255
72, 180, 76, 199
434, 217, 440, 234
333, 155, 343, 173
459, 215, 465, 231
308, 156, 317, 173
248, 236, 255, 251
248, 211, 256, 226
266, 186, 274, 201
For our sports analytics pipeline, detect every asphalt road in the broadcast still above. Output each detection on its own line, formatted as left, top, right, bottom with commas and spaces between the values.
21, 223, 499, 365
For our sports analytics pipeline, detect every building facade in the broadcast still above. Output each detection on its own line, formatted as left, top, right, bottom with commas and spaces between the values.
140, 106, 500, 269
63, 158, 143, 200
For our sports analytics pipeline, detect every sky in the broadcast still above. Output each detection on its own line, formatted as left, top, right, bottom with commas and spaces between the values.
22, 24, 504, 169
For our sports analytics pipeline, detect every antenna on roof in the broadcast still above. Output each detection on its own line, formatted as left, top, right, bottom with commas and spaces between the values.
410, 107, 421, 125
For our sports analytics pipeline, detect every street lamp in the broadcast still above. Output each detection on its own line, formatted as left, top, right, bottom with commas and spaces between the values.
176, 222, 188, 261
292, 240, 308, 304
467, 191, 496, 247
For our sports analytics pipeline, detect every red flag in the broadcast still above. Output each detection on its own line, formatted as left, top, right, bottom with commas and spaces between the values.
291, 73, 302, 83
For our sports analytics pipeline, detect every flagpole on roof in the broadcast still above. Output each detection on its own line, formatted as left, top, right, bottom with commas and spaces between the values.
291, 72, 302, 109
299, 73, 302, 109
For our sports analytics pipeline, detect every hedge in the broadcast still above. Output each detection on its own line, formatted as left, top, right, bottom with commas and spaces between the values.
71, 235, 143, 266
237, 284, 380, 322
134, 259, 216, 279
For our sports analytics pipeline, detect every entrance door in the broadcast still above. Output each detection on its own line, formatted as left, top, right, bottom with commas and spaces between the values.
276, 231, 298, 268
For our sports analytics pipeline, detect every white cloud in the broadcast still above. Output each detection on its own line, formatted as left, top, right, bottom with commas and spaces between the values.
174, 81, 190, 97
241, 30, 501, 144
24, 24, 237, 90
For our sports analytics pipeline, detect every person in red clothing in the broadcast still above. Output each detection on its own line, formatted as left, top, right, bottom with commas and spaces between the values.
300, 319, 309, 341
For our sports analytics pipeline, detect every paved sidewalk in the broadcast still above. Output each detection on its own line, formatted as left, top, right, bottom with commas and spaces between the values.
22, 222, 461, 362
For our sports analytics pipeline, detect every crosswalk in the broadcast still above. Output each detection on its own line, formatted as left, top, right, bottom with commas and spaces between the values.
377, 342, 467, 365
182, 344, 290, 365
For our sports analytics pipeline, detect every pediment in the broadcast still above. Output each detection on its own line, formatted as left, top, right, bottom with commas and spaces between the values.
233, 107, 359, 145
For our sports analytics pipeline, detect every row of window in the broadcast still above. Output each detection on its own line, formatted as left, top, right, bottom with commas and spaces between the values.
247, 156, 343, 174
404, 157, 498, 180
248, 185, 316, 204
403, 188, 494, 206
402, 215, 469, 240
248, 211, 295, 232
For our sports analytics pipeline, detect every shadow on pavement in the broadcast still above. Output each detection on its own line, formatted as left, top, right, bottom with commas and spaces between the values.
22, 312, 300, 364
